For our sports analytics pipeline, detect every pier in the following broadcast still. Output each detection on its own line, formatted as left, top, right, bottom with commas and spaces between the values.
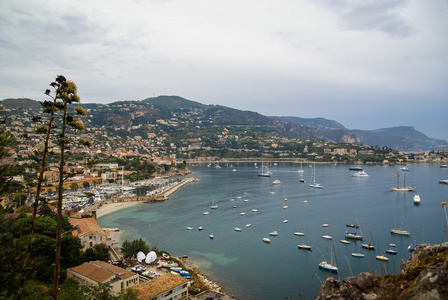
87, 177, 198, 213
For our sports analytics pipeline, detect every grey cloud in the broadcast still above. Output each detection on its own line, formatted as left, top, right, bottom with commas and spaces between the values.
316, 0, 415, 38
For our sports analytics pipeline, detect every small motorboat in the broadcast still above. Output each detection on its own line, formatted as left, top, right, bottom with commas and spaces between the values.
294, 232, 305, 236
186, 227, 193, 230
346, 224, 359, 228
376, 255, 389, 262
240, 212, 246, 216
352, 171, 368, 177
340, 239, 350, 244
351, 253, 365, 258
131, 265, 146, 272
198, 226, 203, 231
362, 243, 375, 250
388, 243, 396, 247
246, 224, 251, 227
209, 234, 214, 239
283, 219, 288, 223
269, 231, 279, 236
391, 228, 410, 235
413, 194, 421, 205
234, 227, 242, 232
322, 235, 332, 240
322, 224, 329, 227
252, 209, 259, 212
298, 244, 312, 251
272, 179, 281, 185
386, 249, 397, 254
262, 238, 271, 243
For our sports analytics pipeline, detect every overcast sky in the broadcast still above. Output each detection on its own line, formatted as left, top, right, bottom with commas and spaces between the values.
1, 0, 447, 141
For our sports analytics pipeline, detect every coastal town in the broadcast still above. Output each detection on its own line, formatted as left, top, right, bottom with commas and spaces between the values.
1, 96, 447, 299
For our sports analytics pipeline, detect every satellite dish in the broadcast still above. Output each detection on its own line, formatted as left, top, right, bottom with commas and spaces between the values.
146, 251, 157, 264
137, 251, 146, 262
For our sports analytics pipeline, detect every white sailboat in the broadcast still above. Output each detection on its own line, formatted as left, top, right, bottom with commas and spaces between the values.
318, 243, 338, 272
210, 196, 218, 209
309, 164, 323, 189
386, 169, 416, 191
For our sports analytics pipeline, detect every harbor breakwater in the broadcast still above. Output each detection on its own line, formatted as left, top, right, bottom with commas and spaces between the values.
87, 177, 198, 214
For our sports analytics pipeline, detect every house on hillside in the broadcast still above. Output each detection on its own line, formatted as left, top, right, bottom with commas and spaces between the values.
131, 274, 189, 300
69, 217, 110, 251
67, 261, 139, 295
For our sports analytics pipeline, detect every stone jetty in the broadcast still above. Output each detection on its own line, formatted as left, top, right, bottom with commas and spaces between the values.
87, 177, 198, 213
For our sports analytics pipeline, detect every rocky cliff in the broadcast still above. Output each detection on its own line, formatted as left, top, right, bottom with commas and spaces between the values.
317, 242, 448, 300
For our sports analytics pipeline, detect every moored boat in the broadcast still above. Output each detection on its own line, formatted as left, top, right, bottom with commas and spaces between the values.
319, 261, 338, 272
345, 232, 364, 240
413, 195, 421, 205
376, 255, 389, 262
349, 166, 363, 171
386, 170, 416, 191
346, 223, 359, 228
269, 231, 279, 236
234, 227, 242, 232
294, 232, 305, 236
272, 179, 281, 185
386, 249, 397, 254
262, 238, 271, 243
362, 243, 375, 250
298, 244, 312, 251
352, 171, 368, 177
322, 235, 332, 240
391, 228, 410, 235
351, 253, 365, 258
340, 239, 350, 244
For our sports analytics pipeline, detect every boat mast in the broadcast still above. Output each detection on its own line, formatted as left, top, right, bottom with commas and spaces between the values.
403, 170, 406, 188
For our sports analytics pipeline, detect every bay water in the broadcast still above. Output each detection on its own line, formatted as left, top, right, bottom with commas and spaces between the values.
98, 163, 448, 299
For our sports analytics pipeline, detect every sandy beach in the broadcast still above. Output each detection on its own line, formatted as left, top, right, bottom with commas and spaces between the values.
95, 201, 142, 218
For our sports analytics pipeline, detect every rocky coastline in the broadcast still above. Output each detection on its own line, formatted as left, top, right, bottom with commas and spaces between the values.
317, 242, 448, 299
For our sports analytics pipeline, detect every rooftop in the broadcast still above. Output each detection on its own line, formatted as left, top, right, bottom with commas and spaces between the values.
68, 261, 136, 284
69, 217, 106, 237
132, 274, 189, 300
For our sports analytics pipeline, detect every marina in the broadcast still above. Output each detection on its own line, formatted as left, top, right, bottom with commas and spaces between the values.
98, 162, 448, 299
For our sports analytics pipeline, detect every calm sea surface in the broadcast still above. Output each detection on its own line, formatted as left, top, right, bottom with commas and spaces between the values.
98, 163, 448, 299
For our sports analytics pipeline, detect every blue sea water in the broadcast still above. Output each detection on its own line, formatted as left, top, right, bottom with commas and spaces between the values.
98, 163, 448, 299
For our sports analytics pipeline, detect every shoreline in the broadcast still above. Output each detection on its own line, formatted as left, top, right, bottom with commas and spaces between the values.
94, 176, 233, 298
95, 201, 142, 218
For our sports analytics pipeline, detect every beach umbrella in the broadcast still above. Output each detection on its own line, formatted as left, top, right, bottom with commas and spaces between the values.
137, 251, 146, 262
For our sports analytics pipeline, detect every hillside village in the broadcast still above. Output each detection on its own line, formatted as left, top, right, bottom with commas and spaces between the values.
2, 99, 448, 170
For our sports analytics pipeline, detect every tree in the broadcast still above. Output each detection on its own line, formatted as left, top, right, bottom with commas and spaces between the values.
84, 244, 110, 262
69, 182, 78, 191
121, 238, 150, 259
0, 128, 19, 196
48, 76, 91, 299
